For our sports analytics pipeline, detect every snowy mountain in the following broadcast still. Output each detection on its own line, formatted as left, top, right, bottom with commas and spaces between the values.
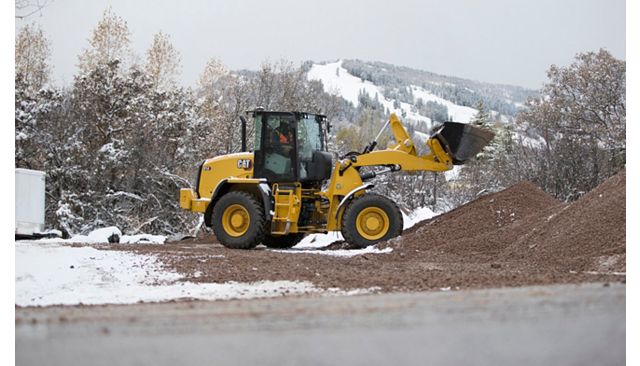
304, 59, 540, 182
305, 59, 535, 130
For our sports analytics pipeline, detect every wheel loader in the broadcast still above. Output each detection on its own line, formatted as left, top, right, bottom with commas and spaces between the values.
179, 110, 493, 249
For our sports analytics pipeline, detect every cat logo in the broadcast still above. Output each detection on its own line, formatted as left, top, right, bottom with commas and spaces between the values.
237, 159, 252, 170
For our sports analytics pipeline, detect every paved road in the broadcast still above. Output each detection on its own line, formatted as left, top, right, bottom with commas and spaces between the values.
16, 283, 625, 366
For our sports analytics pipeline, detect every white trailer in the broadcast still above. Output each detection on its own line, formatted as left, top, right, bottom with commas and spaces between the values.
15, 168, 46, 237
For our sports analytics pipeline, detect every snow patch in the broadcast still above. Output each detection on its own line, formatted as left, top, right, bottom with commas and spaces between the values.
293, 206, 437, 251
307, 60, 380, 107
15, 241, 315, 306
444, 165, 463, 181
120, 234, 167, 244
403, 206, 437, 229
296, 231, 345, 249
273, 246, 393, 257
15, 241, 377, 307
410, 85, 478, 123
519, 134, 546, 149
35, 226, 166, 244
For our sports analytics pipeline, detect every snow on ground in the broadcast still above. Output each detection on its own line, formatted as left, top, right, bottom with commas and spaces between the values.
519, 133, 546, 149
279, 206, 437, 255
36, 226, 166, 244
410, 85, 478, 123
444, 165, 463, 181
15, 206, 438, 306
273, 246, 393, 257
403, 206, 437, 229
296, 231, 345, 249
16, 241, 378, 307
118, 233, 166, 244
307, 60, 381, 107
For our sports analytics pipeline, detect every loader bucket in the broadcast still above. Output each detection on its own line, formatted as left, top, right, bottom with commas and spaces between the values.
434, 122, 495, 165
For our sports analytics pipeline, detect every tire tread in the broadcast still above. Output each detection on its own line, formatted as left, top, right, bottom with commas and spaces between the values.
341, 193, 403, 248
211, 191, 266, 249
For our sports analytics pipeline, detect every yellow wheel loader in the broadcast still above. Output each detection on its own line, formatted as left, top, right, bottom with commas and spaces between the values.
180, 110, 493, 249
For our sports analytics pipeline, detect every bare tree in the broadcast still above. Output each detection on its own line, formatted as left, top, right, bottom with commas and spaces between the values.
517, 49, 625, 198
199, 58, 227, 87
78, 7, 132, 75
197, 59, 255, 154
15, 0, 50, 19
15, 23, 50, 91
145, 32, 181, 90
253, 59, 321, 112
195, 58, 229, 153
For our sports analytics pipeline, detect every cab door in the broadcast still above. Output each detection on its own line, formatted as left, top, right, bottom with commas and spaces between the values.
253, 113, 298, 182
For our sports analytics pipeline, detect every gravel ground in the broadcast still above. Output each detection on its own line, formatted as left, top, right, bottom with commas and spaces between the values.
91, 172, 625, 293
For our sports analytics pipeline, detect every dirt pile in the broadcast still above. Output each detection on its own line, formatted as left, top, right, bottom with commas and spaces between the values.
503, 170, 626, 272
385, 181, 562, 258
391, 170, 626, 273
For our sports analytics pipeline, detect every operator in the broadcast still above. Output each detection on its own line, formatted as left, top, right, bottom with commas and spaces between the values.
274, 122, 294, 146
264, 121, 295, 177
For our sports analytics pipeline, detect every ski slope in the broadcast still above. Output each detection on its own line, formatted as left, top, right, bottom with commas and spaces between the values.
409, 85, 478, 123
307, 60, 479, 125
307, 60, 431, 124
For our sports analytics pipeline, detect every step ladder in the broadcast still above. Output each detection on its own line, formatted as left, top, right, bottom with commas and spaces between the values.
271, 184, 299, 235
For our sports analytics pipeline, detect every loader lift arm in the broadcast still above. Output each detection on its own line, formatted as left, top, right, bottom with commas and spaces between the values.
322, 113, 493, 230
334, 113, 455, 179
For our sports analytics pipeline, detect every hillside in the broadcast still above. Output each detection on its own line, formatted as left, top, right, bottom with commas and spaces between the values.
305, 59, 536, 130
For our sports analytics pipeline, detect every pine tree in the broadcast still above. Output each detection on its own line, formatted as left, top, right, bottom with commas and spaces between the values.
470, 100, 490, 126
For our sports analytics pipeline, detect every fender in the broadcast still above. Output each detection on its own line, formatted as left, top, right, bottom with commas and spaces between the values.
335, 183, 374, 218
204, 178, 272, 227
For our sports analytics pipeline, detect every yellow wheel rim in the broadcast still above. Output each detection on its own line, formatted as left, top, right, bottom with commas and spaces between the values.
355, 207, 390, 240
221, 204, 250, 237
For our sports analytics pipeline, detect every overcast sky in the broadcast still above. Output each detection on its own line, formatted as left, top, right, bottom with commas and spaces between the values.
17, 0, 625, 89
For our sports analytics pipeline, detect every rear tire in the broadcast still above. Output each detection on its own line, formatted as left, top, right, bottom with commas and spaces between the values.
212, 191, 266, 249
341, 194, 403, 249
262, 233, 305, 249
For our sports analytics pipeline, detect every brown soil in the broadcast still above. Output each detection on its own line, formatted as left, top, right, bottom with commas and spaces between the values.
501, 170, 626, 272
99, 170, 626, 292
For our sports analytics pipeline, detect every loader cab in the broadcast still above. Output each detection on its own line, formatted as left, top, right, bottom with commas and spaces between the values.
252, 111, 332, 183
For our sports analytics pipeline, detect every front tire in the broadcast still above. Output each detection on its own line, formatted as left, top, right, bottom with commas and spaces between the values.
262, 233, 305, 249
212, 191, 266, 249
341, 194, 403, 248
